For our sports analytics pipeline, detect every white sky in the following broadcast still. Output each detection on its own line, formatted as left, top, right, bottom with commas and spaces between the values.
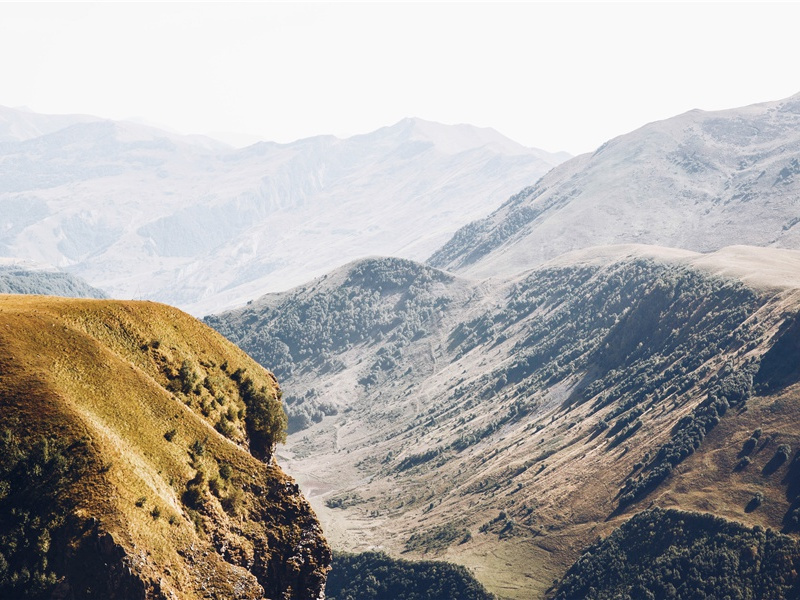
1, 2, 798, 155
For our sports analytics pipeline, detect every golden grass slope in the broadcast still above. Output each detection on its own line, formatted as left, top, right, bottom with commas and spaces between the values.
0, 294, 329, 599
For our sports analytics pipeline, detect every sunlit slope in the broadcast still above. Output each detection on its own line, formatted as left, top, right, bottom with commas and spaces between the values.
208, 246, 800, 599
0, 295, 329, 599
429, 93, 800, 278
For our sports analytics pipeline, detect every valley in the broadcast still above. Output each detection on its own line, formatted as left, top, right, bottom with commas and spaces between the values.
209, 244, 800, 598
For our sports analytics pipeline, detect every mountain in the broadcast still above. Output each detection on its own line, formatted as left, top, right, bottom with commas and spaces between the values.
0, 259, 107, 298
0, 295, 329, 598
207, 246, 800, 598
0, 105, 102, 143
429, 93, 800, 278
0, 106, 567, 315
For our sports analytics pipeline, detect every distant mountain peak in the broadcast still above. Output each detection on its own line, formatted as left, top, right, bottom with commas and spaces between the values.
429, 92, 800, 278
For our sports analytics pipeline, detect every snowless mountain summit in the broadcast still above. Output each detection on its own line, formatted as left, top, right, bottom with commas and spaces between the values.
0, 105, 102, 142
429, 92, 800, 278
0, 107, 567, 315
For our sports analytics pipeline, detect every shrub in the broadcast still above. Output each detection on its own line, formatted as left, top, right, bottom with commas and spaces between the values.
182, 486, 203, 510
742, 437, 758, 455
778, 444, 792, 460
189, 439, 205, 457
221, 488, 243, 517
208, 477, 223, 498
746, 492, 764, 512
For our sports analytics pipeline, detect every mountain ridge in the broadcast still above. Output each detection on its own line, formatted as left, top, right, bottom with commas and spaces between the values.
428, 93, 800, 278
0, 295, 330, 598
0, 106, 567, 315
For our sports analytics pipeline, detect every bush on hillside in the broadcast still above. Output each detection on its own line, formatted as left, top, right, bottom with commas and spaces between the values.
325, 551, 495, 600
554, 508, 800, 600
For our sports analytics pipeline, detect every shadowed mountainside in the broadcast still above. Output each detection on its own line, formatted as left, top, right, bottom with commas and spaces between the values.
0, 262, 107, 298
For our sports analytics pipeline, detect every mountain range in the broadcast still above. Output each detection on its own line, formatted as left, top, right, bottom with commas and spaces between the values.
0, 106, 566, 315
206, 93, 800, 599
5, 91, 800, 599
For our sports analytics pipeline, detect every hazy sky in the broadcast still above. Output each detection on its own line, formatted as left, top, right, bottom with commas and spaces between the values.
1, 2, 798, 155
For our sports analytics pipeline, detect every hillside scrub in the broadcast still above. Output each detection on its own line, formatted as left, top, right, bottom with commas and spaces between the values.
206, 258, 454, 430
326, 551, 495, 600
447, 260, 762, 453
619, 359, 760, 508
0, 431, 91, 597
553, 508, 800, 600
0, 266, 107, 299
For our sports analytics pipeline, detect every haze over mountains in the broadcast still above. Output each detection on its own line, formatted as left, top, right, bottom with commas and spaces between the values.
0, 105, 566, 315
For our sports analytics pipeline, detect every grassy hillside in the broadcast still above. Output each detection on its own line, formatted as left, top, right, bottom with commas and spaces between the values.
0, 295, 329, 598
207, 248, 800, 599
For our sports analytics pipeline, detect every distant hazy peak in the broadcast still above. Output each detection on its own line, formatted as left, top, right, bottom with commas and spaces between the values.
353, 117, 569, 162
0, 104, 102, 143
429, 91, 800, 278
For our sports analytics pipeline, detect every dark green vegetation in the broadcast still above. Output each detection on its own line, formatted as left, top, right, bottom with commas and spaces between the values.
619, 360, 760, 508
553, 508, 800, 600
207, 251, 799, 598
326, 551, 495, 600
206, 257, 454, 433
0, 431, 90, 597
0, 265, 106, 298
444, 260, 762, 467
426, 185, 545, 270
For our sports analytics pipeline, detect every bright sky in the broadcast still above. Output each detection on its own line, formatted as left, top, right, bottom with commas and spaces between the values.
1, 2, 798, 155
